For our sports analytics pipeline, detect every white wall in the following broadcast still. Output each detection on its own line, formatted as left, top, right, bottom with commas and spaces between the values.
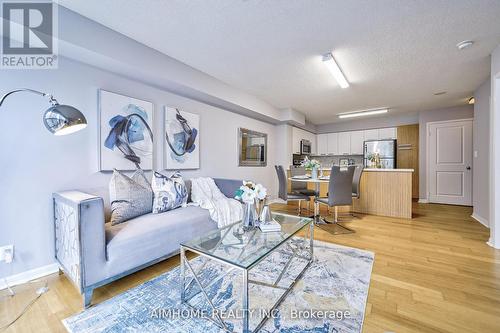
489, 45, 500, 248
274, 124, 293, 168
472, 79, 491, 226
418, 105, 474, 200
0, 57, 278, 278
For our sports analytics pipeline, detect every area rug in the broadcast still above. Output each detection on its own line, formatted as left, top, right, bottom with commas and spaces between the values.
63, 240, 374, 333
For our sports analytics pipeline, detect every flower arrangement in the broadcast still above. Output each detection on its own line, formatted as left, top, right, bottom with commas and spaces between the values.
367, 152, 381, 168
301, 156, 321, 170
235, 181, 267, 203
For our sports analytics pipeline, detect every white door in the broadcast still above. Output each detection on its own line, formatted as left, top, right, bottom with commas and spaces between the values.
350, 131, 365, 155
327, 133, 339, 155
338, 132, 351, 155
428, 119, 473, 205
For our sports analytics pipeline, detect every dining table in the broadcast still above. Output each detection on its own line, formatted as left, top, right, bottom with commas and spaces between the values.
288, 175, 330, 224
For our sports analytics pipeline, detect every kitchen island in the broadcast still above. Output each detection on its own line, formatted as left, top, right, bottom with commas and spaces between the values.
288, 168, 414, 219
351, 168, 413, 219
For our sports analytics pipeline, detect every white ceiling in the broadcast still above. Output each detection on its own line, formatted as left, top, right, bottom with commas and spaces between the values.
60, 0, 500, 124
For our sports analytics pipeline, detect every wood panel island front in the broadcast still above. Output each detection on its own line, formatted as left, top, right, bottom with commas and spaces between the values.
287, 168, 414, 219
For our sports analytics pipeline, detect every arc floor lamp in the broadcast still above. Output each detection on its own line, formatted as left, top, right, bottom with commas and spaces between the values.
0, 89, 87, 298
0, 88, 87, 135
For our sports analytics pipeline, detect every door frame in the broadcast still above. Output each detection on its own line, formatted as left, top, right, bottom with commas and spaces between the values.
489, 73, 500, 248
426, 118, 474, 204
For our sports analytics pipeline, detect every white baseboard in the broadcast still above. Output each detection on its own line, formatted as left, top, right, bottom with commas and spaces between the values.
0, 263, 59, 290
418, 198, 429, 203
471, 213, 489, 228
487, 238, 500, 249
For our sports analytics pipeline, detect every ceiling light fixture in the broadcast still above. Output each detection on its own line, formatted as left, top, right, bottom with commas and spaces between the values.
468, 97, 475, 104
322, 52, 349, 89
456, 40, 474, 50
338, 108, 388, 119
434, 91, 447, 96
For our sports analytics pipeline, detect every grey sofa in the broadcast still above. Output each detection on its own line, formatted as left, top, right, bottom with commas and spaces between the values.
53, 178, 242, 308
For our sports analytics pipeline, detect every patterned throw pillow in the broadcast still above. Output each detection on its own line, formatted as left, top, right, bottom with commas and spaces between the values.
152, 171, 188, 214
109, 169, 153, 225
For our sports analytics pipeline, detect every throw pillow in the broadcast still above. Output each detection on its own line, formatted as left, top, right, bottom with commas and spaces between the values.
109, 169, 153, 225
152, 171, 188, 214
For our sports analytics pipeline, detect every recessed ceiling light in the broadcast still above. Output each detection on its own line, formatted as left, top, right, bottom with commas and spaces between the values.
322, 52, 349, 89
338, 108, 388, 119
456, 40, 474, 50
468, 97, 475, 104
434, 91, 447, 96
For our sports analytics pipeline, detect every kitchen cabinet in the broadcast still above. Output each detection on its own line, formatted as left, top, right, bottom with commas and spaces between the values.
397, 124, 419, 198
338, 132, 351, 155
292, 127, 316, 154
379, 127, 397, 139
350, 131, 365, 155
363, 129, 379, 141
327, 133, 339, 155
317, 134, 328, 155
314, 127, 399, 156
363, 128, 397, 141
292, 138, 300, 154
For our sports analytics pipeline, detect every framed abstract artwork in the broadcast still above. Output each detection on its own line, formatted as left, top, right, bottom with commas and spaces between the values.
164, 106, 200, 169
98, 90, 154, 171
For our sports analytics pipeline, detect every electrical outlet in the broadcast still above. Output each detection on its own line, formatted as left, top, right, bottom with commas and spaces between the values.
0, 245, 14, 263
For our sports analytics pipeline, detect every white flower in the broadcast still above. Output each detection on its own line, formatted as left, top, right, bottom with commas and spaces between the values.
254, 183, 267, 200
243, 180, 254, 188
241, 190, 256, 203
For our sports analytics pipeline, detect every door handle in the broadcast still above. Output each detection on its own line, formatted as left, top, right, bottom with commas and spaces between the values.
466, 166, 471, 170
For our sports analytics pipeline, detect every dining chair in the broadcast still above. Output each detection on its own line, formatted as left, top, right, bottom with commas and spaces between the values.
275, 165, 311, 215
290, 165, 317, 197
315, 165, 356, 234
338, 164, 365, 219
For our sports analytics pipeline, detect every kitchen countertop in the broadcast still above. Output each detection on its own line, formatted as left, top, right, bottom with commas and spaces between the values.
289, 167, 414, 172
363, 168, 414, 172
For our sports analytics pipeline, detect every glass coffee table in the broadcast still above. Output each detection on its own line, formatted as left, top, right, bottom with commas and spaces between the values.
180, 213, 314, 333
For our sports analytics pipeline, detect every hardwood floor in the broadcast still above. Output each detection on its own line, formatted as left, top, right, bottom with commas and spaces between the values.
1, 202, 499, 332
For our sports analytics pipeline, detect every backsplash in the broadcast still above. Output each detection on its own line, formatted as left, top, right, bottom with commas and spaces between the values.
313, 155, 364, 168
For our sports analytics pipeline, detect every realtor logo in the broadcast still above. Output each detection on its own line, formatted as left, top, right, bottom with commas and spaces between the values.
1, 1, 58, 69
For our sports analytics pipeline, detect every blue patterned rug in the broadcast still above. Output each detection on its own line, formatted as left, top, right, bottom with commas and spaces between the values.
63, 240, 374, 333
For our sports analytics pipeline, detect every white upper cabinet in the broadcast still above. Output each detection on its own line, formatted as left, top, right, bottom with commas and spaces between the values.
363, 129, 379, 141
378, 127, 397, 139
350, 131, 365, 155
292, 135, 301, 154
338, 132, 351, 155
317, 134, 328, 155
312, 127, 397, 156
327, 133, 339, 155
363, 127, 397, 141
292, 127, 317, 154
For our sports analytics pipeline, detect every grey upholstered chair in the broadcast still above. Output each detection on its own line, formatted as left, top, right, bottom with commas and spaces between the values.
290, 166, 317, 197
339, 164, 365, 219
315, 166, 356, 234
352, 164, 364, 199
275, 165, 311, 215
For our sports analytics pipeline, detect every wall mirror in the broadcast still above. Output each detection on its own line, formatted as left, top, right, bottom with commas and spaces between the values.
238, 128, 267, 167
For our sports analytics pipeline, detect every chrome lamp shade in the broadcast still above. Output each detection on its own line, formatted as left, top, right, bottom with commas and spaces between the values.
0, 88, 87, 135
43, 104, 87, 135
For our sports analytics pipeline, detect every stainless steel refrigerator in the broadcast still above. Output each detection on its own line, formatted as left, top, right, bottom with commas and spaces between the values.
363, 139, 397, 169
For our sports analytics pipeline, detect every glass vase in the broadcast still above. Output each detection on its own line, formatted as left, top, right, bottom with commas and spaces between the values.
311, 167, 318, 179
242, 202, 258, 230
